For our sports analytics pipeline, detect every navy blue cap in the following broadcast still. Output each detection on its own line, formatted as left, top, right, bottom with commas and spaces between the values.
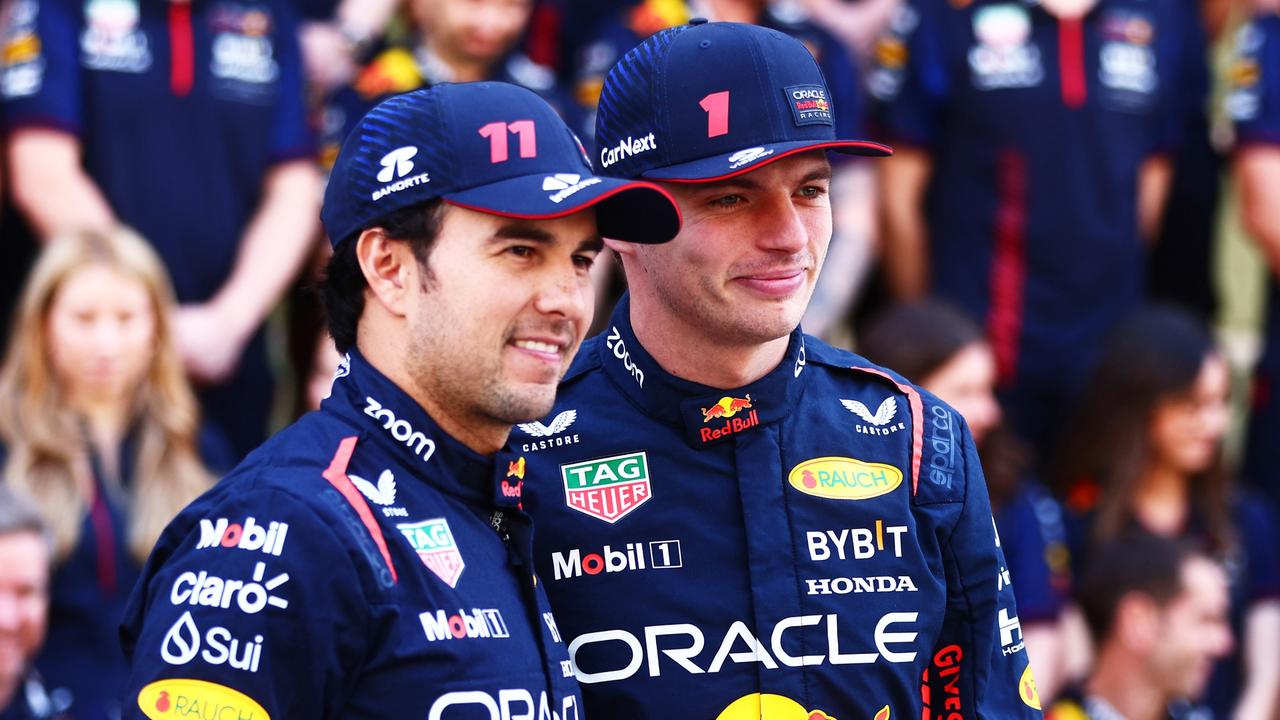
322, 82, 682, 248
594, 21, 891, 182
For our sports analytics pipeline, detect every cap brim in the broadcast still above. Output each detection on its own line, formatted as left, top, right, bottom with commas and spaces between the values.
444, 175, 681, 244
640, 139, 892, 183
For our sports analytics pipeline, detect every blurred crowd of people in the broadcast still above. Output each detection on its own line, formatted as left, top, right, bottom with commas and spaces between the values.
0, 0, 1273, 717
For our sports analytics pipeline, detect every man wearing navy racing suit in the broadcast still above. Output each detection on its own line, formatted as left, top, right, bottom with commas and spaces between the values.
118, 82, 682, 719
497, 20, 1043, 720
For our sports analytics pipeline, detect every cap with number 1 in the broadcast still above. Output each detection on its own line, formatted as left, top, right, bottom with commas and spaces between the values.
594, 20, 892, 182
322, 81, 682, 249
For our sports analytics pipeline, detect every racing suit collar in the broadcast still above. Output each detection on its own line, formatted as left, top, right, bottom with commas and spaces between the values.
598, 293, 811, 449
322, 349, 516, 507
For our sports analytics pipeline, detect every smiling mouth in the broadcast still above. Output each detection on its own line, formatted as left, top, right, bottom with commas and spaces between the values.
512, 340, 563, 354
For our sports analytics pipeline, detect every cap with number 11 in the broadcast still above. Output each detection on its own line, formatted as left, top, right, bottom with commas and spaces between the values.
322, 81, 682, 249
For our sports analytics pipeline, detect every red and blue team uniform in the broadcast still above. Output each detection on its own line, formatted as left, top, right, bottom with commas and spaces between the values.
994, 481, 1071, 627
869, 0, 1197, 449
1234, 13, 1280, 511
498, 295, 1043, 719
0, 0, 312, 456
120, 351, 582, 719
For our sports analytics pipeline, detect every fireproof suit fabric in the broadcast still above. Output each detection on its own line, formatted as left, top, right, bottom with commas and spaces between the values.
120, 350, 582, 719
499, 295, 1043, 720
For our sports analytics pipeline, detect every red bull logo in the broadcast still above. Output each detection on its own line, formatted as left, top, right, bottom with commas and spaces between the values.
701, 395, 753, 422
716, 693, 889, 720
699, 396, 761, 443
507, 457, 525, 479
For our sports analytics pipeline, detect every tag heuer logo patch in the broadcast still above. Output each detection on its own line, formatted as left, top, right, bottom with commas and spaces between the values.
561, 452, 652, 523
397, 518, 465, 587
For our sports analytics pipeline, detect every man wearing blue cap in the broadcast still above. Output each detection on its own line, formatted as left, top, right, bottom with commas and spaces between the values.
117, 81, 680, 719
499, 20, 1041, 719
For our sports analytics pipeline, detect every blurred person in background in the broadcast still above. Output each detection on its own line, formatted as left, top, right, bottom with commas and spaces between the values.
0, 0, 319, 458
0, 227, 227, 720
318, 0, 575, 170
0, 485, 65, 720
1054, 305, 1280, 720
860, 299, 1071, 700
869, 0, 1201, 453
1229, 7, 1280, 511
1046, 534, 1233, 720
568, 1, 879, 340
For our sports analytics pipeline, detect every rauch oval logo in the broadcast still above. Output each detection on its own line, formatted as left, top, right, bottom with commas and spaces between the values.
788, 457, 903, 500
138, 678, 270, 720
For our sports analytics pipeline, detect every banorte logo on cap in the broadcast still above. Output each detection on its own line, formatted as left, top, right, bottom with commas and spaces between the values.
716, 693, 890, 720
372, 145, 430, 201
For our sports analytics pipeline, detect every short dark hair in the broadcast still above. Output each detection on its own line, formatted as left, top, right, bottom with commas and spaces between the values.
320, 200, 447, 353
1076, 533, 1200, 646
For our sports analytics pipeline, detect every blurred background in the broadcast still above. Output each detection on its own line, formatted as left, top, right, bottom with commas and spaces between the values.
0, 0, 1275, 717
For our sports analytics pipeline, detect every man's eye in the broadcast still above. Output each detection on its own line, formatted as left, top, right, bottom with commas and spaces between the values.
573, 254, 596, 270
711, 194, 745, 208
799, 185, 828, 198
507, 245, 534, 258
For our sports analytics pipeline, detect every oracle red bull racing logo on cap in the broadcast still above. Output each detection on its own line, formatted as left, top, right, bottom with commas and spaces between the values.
397, 518, 465, 588
561, 452, 651, 523
717, 693, 887, 720
138, 678, 269, 720
784, 84, 834, 126
789, 457, 903, 500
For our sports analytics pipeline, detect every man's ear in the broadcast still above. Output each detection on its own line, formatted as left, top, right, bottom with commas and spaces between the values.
1114, 592, 1161, 653
603, 237, 640, 257
356, 228, 417, 318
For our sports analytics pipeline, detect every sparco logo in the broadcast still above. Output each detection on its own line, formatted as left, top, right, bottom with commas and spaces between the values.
568, 612, 919, 684
599, 133, 657, 168
428, 691, 579, 720
420, 608, 510, 642
365, 396, 437, 462
196, 517, 288, 556
605, 327, 643, 388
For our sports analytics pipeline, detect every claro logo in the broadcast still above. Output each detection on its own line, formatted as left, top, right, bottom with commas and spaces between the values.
788, 457, 903, 500
605, 327, 644, 388
365, 396, 436, 462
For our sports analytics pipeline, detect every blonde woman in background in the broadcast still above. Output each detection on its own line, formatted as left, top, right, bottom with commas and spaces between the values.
0, 226, 232, 720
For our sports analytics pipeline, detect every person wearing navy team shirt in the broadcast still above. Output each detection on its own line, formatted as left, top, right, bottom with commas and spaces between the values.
870, 0, 1197, 452
501, 21, 1041, 719
1232, 11, 1280, 511
0, 0, 317, 458
120, 82, 680, 719
569, 1, 880, 340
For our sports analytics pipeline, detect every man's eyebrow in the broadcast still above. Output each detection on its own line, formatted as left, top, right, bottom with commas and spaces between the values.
800, 165, 834, 184
490, 223, 556, 243
577, 234, 605, 253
